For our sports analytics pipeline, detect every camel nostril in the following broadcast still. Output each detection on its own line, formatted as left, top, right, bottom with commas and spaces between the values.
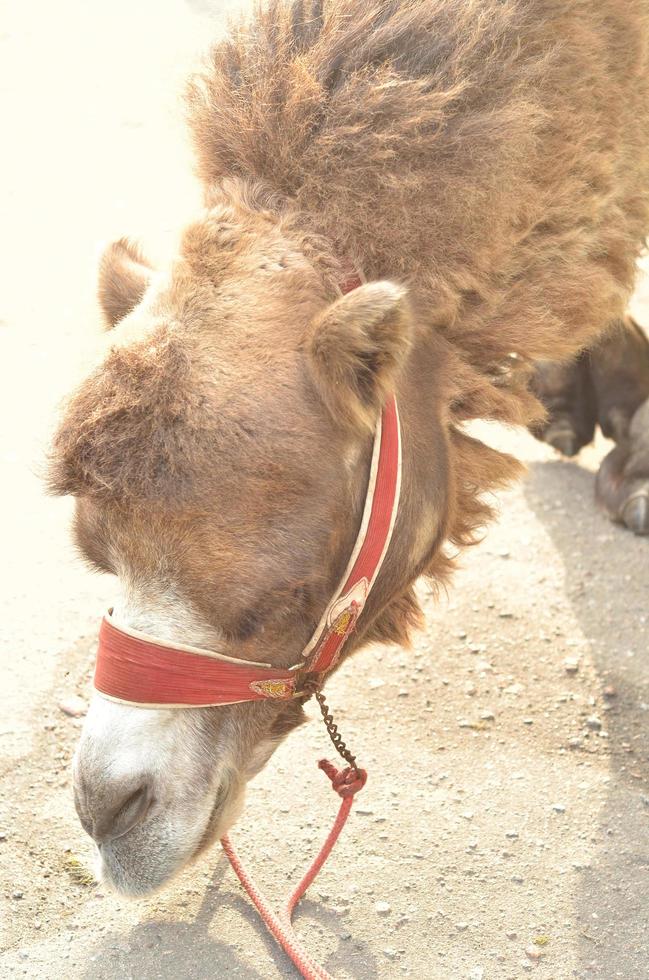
87, 782, 154, 844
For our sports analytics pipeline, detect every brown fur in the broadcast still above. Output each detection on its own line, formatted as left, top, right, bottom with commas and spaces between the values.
51, 0, 649, 651
185, 0, 649, 618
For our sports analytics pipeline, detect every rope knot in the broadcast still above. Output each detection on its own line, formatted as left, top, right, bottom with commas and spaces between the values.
318, 759, 367, 798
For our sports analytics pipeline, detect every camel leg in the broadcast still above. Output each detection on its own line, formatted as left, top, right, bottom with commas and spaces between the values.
530, 352, 597, 457
590, 318, 649, 535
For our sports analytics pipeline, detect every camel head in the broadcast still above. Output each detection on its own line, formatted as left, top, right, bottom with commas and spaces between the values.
48, 186, 416, 895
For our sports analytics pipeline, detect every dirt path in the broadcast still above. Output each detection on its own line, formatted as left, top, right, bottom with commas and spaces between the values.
1, 3, 648, 979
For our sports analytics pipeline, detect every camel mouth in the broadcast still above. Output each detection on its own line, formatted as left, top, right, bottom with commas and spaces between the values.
94, 775, 242, 897
194, 771, 238, 855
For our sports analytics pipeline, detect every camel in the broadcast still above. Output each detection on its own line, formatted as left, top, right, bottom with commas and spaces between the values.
49, 0, 649, 895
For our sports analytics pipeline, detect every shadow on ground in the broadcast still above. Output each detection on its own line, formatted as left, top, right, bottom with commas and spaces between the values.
524, 459, 649, 980
83, 854, 378, 980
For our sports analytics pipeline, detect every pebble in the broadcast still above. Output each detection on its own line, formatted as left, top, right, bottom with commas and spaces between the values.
456, 922, 469, 932
469, 969, 485, 980
369, 678, 385, 690
586, 716, 602, 731
375, 901, 391, 915
522, 718, 534, 725
504, 683, 524, 696
603, 685, 617, 698
506, 931, 518, 940
551, 803, 566, 813
58, 696, 87, 718
567, 736, 583, 749
564, 657, 580, 674
525, 945, 545, 961
480, 710, 495, 721
0, 832, 6, 842
383, 948, 398, 960
12, 891, 24, 900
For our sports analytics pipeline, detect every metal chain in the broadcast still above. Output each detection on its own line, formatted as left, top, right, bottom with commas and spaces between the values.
313, 688, 360, 775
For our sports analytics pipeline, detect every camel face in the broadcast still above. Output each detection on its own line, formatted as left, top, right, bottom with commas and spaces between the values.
50, 203, 415, 893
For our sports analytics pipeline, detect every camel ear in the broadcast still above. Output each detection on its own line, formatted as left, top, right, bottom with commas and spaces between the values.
98, 238, 153, 328
307, 282, 412, 430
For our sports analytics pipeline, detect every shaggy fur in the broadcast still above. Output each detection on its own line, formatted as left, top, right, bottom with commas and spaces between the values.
184, 0, 649, 600
51, 0, 649, 649
188, 0, 649, 362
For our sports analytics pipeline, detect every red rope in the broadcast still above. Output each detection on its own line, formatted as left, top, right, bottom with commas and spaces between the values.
220, 761, 367, 980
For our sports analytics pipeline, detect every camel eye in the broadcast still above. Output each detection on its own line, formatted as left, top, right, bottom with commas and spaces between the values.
233, 608, 264, 642
72, 510, 115, 575
231, 584, 312, 642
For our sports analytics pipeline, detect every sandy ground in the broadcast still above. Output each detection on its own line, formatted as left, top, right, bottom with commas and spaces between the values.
1, 3, 648, 979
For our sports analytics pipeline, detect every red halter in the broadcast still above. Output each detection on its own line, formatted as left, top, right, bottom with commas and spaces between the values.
93, 394, 401, 707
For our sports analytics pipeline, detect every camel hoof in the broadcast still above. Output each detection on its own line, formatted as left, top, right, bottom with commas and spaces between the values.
621, 491, 649, 535
544, 424, 578, 457
596, 445, 649, 535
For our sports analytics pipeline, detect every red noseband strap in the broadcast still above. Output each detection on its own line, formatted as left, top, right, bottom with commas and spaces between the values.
93, 395, 402, 708
94, 617, 301, 707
